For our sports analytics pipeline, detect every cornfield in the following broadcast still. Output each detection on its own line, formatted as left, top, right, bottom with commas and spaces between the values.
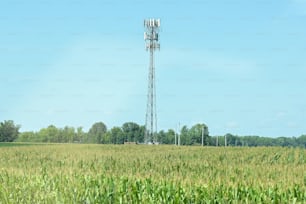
0, 144, 305, 203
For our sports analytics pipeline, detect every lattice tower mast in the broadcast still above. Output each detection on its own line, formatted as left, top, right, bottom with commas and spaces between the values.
144, 18, 160, 144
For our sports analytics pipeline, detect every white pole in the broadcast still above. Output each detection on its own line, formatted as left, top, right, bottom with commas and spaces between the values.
175, 126, 177, 146
216, 136, 218, 147
201, 126, 204, 146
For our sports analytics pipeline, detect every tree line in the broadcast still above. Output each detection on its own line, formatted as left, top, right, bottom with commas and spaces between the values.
0, 120, 305, 147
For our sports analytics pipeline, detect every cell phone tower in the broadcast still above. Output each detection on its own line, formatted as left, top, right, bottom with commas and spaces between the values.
144, 18, 160, 144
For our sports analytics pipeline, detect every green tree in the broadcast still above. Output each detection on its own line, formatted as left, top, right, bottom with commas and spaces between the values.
165, 129, 175, 144
37, 125, 59, 143
88, 122, 107, 144
101, 131, 112, 144
16, 131, 36, 142
297, 135, 306, 147
0, 120, 21, 142
109, 127, 124, 144
224, 133, 235, 146
122, 122, 142, 143
189, 123, 209, 145
139, 125, 145, 143
76, 127, 85, 143
157, 130, 166, 144
61, 126, 75, 143
180, 125, 190, 145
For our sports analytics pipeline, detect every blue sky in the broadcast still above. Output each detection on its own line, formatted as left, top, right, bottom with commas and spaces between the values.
0, 0, 305, 137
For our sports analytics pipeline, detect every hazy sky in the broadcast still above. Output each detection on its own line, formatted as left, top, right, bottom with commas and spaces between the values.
0, 0, 305, 137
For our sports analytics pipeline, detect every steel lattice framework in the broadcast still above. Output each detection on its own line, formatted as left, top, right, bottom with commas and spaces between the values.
144, 18, 160, 144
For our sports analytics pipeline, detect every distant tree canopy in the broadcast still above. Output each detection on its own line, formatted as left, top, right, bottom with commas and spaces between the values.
209, 134, 306, 148
0, 120, 20, 142
122, 122, 144, 143
17, 126, 86, 143
87, 122, 107, 144
2, 120, 306, 147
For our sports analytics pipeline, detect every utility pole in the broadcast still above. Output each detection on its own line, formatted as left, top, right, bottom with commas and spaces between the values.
175, 125, 177, 145
201, 125, 204, 146
216, 136, 218, 147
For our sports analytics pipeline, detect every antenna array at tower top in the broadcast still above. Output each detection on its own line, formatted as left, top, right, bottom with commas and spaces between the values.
144, 19, 161, 28
144, 18, 160, 51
